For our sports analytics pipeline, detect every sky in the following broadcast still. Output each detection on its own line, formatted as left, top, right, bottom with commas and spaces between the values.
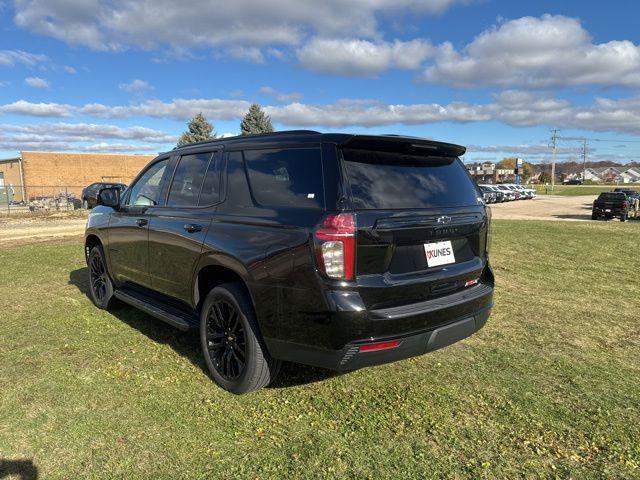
2, 0, 640, 164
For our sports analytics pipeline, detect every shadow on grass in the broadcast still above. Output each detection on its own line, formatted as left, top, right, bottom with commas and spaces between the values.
68, 267, 340, 389
551, 214, 593, 221
0, 459, 38, 480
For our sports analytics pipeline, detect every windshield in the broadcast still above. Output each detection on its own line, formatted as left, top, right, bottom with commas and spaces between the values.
341, 148, 481, 209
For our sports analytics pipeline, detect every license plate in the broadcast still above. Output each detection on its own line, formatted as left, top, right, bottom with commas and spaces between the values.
424, 240, 456, 267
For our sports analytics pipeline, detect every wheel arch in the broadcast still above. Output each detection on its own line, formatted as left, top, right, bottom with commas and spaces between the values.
193, 255, 255, 313
84, 233, 103, 263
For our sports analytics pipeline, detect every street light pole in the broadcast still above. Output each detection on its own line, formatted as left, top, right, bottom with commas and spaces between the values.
550, 129, 558, 192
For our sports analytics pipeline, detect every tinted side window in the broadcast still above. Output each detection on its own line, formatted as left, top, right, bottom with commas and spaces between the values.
126, 159, 169, 206
167, 152, 212, 207
198, 151, 222, 206
244, 148, 323, 209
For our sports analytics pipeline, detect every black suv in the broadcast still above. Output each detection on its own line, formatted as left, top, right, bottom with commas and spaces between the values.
85, 131, 494, 394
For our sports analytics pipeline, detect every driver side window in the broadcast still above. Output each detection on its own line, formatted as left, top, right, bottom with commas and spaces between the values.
126, 159, 169, 206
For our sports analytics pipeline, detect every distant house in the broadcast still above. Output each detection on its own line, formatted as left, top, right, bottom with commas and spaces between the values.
582, 168, 602, 182
598, 167, 622, 183
466, 162, 497, 183
618, 168, 640, 184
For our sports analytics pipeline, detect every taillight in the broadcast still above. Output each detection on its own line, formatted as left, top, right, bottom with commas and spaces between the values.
314, 213, 356, 280
623, 201, 628, 209
485, 205, 492, 255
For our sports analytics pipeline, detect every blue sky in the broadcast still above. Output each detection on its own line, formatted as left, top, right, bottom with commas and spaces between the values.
2, 0, 640, 164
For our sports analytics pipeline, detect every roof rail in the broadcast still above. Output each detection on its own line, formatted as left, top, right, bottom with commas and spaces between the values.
173, 130, 321, 149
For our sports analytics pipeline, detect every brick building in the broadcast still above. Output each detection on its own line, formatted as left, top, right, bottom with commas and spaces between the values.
0, 151, 156, 202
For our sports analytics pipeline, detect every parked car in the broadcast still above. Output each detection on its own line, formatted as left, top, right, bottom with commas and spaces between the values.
613, 188, 640, 217
481, 185, 506, 202
479, 185, 497, 203
592, 192, 632, 221
512, 184, 536, 199
495, 184, 517, 201
84, 131, 494, 394
564, 179, 583, 185
81, 182, 127, 209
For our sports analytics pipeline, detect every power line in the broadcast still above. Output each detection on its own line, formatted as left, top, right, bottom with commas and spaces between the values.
582, 139, 588, 182
559, 135, 640, 144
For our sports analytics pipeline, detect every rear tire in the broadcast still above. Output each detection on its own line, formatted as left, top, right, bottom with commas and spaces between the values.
591, 212, 597, 220
88, 245, 116, 310
200, 283, 281, 394
620, 213, 627, 222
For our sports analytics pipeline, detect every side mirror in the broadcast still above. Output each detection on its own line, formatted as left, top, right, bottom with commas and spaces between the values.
97, 187, 121, 209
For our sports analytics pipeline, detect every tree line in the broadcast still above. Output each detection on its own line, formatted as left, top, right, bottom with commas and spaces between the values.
177, 103, 273, 147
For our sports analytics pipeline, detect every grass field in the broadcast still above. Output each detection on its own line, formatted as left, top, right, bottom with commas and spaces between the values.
533, 184, 640, 196
1, 220, 639, 479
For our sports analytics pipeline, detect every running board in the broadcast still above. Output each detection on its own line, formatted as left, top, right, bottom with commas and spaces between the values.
114, 289, 197, 331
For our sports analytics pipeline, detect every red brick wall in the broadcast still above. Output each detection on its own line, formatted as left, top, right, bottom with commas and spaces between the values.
21, 151, 156, 199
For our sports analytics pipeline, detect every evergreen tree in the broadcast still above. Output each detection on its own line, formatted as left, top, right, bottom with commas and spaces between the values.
240, 104, 273, 135
177, 113, 215, 147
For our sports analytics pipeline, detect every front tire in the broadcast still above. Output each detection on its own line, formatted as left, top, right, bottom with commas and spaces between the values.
200, 283, 281, 394
88, 245, 116, 309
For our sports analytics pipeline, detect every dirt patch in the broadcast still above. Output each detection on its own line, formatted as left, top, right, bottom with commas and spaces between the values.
0, 215, 87, 245
490, 195, 599, 222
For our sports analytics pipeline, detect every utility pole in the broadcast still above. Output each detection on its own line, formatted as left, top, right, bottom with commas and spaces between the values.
550, 129, 558, 192
582, 139, 588, 183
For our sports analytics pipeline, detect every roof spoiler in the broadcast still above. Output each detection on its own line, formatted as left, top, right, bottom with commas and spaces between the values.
338, 134, 466, 157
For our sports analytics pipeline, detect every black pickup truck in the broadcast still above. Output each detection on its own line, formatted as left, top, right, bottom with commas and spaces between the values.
592, 192, 631, 221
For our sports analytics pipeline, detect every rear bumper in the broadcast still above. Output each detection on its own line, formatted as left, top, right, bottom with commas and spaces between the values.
593, 207, 625, 217
265, 281, 493, 371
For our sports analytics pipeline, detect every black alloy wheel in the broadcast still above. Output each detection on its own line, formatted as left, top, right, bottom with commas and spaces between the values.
87, 245, 116, 309
205, 299, 247, 380
200, 283, 281, 394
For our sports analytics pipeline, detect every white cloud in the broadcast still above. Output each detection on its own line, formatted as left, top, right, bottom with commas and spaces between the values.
0, 137, 160, 153
12, 0, 463, 52
24, 76, 49, 88
260, 86, 303, 103
266, 99, 489, 126
5, 90, 640, 135
467, 144, 581, 155
79, 98, 251, 120
0, 100, 71, 116
2, 122, 175, 143
0, 49, 48, 67
227, 46, 264, 63
119, 79, 154, 93
63, 65, 77, 74
0, 122, 175, 153
298, 38, 435, 76
422, 14, 640, 88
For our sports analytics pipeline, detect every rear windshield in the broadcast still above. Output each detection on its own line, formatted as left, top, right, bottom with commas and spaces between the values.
341, 149, 480, 209
599, 192, 626, 200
